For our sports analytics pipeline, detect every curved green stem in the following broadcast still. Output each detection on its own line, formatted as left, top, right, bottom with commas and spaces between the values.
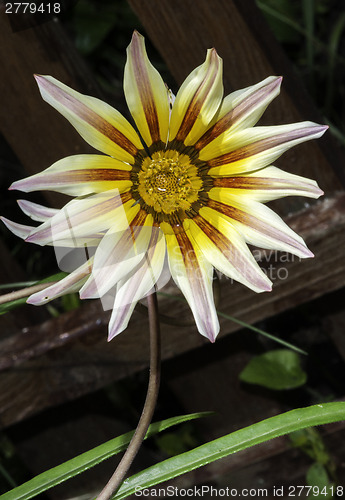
96, 292, 161, 500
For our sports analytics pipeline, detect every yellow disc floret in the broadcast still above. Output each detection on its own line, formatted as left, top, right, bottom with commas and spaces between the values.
138, 151, 202, 214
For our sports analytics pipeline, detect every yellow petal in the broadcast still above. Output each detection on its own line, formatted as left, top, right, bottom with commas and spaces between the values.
124, 31, 170, 148
35, 75, 143, 163
208, 191, 313, 258
185, 211, 272, 293
165, 227, 219, 342
200, 122, 328, 175
212, 165, 323, 202
168, 49, 223, 146
11, 154, 132, 196
26, 190, 135, 246
195, 76, 282, 151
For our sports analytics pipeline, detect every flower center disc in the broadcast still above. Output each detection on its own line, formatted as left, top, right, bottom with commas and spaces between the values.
138, 151, 202, 214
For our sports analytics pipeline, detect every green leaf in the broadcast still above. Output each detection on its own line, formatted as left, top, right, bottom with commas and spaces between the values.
0, 412, 211, 500
306, 463, 330, 489
217, 312, 307, 355
0, 272, 68, 315
158, 292, 307, 355
306, 463, 334, 499
257, 0, 301, 43
289, 428, 330, 464
115, 402, 345, 499
73, 0, 121, 55
239, 349, 307, 390
0, 297, 28, 315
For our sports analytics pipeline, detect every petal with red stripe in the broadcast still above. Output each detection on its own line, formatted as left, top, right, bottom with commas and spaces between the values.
165, 226, 219, 342
35, 75, 143, 163
80, 211, 153, 299
124, 31, 170, 147
11, 155, 132, 196
200, 122, 328, 175
169, 49, 223, 146
108, 227, 166, 339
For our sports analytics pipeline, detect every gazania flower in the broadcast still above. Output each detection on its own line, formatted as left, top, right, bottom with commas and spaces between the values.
2, 31, 326, 342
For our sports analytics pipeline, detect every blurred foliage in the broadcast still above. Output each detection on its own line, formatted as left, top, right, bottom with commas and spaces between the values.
290, 427, 337, 497
239, 349, 307, 390
60, 0, 345, 144
63, 0, 172, 104
257, 0, 345, 144
306, 463, 334, 499
155, 422, 200, 457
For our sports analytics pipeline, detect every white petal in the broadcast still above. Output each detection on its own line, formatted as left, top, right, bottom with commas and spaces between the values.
26, 190, 136, 246
108, 227, 166, 339
1, 217, 33, 240
17, 200, 58, 222
165, 228, 219, 342
27, 258, 93, 305
80, 213, 153, 299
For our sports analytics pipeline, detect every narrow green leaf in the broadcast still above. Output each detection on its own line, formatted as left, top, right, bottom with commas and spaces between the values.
303, 0, 315, 72
257, 0, 345, 67
0, 282, 37, 290
239, 349, 307, 390
0, 413, 211, 500
157, 292, 307, 355
325, 13, 345, 115
114, 402, 345, 499
217, 311, 307, 355
0, 297, 28, 315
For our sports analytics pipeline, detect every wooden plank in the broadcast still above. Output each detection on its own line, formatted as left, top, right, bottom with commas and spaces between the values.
1, 194, 345, 426
1, 0, 345, 428
127, 0, 345, 207
0, 11, 104, 207
0, 240, 48, 333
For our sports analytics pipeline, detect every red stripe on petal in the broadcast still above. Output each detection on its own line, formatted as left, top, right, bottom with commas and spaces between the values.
195, 77, 282, 151
175, 50, 220, 143
208, 199, 310, 256
35, 76, 138, 157
207, 126, 325, 167
131, 34, 161, 144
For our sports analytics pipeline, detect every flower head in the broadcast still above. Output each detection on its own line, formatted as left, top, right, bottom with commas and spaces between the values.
2, 31, 326, 342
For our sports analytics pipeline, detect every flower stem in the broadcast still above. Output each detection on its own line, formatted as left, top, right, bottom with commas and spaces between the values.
96, 292, 161, 500
0, 282, 56, 305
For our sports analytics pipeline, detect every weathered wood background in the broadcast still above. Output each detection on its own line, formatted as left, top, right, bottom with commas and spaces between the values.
1, 0, 345, 497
